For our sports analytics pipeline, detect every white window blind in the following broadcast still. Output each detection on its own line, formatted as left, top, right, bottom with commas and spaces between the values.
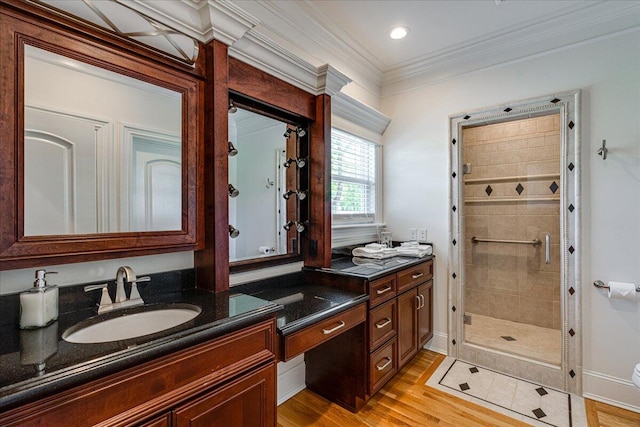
331, 128, 378, 225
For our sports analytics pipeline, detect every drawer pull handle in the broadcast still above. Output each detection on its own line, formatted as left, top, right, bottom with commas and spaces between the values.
416, 295, 421, 311
419, 294, 425, 309
412, 272, 424, 279
322, 321, 346, 335
376, 286, 392, 295
376, 357, 392, 371
375, 318, 392, 329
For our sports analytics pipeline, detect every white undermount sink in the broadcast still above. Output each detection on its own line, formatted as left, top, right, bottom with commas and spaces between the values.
62, 304, 202, 344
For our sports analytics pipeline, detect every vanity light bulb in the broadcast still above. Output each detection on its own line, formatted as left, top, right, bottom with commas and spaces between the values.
296, 127, 307, 137
228, 225, 240, 238
297, 190, 307, 201
228, 184, 239, 198
283, 221, 294, 231
295, 222, 306, 233
296, 158, 306, 168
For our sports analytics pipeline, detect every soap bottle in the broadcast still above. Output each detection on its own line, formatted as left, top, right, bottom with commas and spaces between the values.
20, 269, 58, 329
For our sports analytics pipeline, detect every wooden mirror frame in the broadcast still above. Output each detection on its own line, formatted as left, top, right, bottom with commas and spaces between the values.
195, 41, 331, 292
0, 2, 205, 270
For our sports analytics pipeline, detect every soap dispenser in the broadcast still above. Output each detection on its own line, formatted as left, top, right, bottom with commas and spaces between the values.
19, 269, 58, 329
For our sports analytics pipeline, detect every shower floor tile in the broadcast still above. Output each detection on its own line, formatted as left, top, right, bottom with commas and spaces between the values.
426, 357, 587, 427
465, 313, 561, 365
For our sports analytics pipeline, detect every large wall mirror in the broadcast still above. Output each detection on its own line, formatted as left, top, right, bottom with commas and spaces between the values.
24, 45, 182, 235
227, 97, 308, 269
0, 5, 203, 269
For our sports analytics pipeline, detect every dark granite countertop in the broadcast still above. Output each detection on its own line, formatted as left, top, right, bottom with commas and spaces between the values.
232, 272, 369, 336
306, 254, 434, 280
0, 269, 280, 411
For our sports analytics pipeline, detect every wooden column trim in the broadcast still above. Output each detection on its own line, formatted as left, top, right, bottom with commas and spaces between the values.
304, 94, 332, 268
195, 40, 229, 292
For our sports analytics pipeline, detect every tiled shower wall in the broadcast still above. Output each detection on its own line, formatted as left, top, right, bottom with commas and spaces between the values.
462, 115, 561, 330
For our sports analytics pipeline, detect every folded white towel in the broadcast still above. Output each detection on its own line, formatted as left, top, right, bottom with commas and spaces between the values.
401, 241, 420, 247
365, 243, 388, 249
396, 244, 432, 257
352, 246, 398, 259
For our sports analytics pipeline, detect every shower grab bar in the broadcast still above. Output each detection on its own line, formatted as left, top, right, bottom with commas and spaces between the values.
593, 280, 640, 292
471, 237, 541, 246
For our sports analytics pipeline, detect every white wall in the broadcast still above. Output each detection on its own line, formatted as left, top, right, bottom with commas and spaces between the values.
380, 30, 640, 409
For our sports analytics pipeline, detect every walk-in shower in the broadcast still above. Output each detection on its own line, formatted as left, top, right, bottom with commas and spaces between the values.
449, 91, 581, 394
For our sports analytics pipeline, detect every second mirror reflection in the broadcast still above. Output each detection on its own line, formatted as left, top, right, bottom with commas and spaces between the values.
228, 106, 303, 262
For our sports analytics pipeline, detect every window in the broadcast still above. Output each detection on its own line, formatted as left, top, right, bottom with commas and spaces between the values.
331, 128, 380, 225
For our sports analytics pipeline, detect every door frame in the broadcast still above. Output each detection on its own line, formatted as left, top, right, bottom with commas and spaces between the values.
448, 90, 582, 394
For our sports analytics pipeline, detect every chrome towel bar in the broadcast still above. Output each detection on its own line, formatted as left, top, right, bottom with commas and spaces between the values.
471, 237, 541, 246
593, 280, 640, 292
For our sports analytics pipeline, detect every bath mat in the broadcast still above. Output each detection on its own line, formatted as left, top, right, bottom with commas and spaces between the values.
425, 357, 587, 427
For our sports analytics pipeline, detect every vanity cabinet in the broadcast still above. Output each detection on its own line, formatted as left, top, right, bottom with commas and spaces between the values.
0, 318, 277, 427
368, 259, 433, 393
307, 257, 433, 405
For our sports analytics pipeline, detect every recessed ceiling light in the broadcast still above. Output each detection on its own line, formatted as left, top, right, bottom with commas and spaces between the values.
389, 26, 409, 40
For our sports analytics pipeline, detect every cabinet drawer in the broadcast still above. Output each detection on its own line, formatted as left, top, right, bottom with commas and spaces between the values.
369, 275, 396, 308
397, 260, 433, 293
369, 299, 396, 350
369, 337, 397, 395
282, 303, 366, 361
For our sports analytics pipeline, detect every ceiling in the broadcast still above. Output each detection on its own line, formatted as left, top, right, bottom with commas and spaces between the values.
38, 0, 640, 97
232, 0, 639, 95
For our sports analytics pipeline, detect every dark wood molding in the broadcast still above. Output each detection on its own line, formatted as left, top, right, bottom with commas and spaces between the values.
0, 4, 205, 270
304, 94, 332, 268
195, 40, 229, 292
228, 58, 315, 120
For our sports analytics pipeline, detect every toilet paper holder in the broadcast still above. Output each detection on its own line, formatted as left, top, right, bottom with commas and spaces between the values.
593, 280, 640, 292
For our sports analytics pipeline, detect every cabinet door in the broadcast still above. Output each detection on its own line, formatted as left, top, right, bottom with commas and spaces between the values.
397, 288, 419, 368
173, 364, 275, 427
418, 281, 433, 348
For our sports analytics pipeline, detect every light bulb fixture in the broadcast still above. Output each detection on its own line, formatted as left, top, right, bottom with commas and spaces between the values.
283, 157, 307, 169
228, 224, 240, 238
228, 141, 238, 156
283, 126, 307, 138
228, 184, 239, 198
389, 26, 410, 40
228, 100, 237, 114
283, 220, 308, 233
283, 190, 307, 200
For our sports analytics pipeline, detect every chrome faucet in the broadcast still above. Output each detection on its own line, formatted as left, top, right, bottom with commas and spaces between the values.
84, 266, 150, 314
115, 266, 136, 303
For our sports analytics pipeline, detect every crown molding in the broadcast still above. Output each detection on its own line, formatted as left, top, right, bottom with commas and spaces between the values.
380, 2, 640, 96
317, 65, 352, 97
332, 92, 390, 136
230, 30, 351, 96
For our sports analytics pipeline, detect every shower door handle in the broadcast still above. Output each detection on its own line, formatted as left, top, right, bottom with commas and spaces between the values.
545, 234, 551, 265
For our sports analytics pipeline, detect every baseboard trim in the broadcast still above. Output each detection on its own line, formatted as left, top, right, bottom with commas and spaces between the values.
583, 369, 640, 412
277, 355, 306, 406
422, 331, 448, 355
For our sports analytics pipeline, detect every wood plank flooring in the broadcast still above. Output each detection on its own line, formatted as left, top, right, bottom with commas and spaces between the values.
277, 350, 640, 427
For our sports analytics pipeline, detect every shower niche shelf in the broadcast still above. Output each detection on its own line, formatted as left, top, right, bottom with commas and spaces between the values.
465, 196, 560, 203
463, 173, 560, 184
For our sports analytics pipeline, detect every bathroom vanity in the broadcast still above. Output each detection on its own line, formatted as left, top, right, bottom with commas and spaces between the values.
305, 255, 434, 410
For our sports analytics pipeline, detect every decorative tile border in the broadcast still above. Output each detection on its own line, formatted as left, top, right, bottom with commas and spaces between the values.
426, 357, 587, 427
